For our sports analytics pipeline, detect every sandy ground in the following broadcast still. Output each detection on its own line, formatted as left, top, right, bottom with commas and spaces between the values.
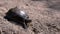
0, 0, 60, 34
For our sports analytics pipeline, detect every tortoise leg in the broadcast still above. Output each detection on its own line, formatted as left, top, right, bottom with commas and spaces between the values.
23, 22, 28, 29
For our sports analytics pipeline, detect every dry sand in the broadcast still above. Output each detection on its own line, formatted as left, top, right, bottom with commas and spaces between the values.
0, 0, 60, 34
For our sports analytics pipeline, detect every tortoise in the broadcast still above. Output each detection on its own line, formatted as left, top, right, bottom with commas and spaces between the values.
4, 7, 32, 29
